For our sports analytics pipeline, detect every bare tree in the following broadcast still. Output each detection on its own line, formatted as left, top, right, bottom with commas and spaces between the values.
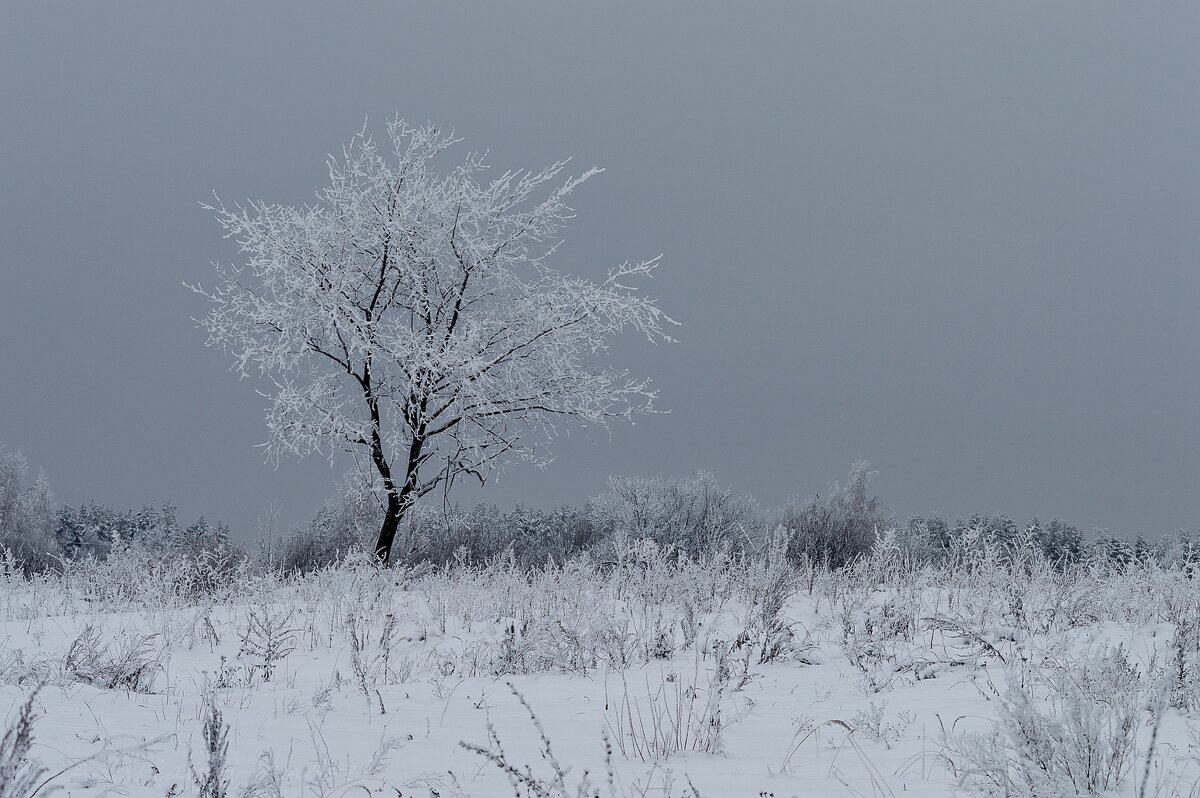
192, 119, 674, 564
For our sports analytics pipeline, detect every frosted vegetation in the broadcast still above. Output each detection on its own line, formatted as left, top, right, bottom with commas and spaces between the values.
3, 445, 1200, 796
190, 120, 674, 565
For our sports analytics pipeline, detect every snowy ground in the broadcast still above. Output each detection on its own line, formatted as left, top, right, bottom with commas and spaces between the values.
2, 544, 1199, 797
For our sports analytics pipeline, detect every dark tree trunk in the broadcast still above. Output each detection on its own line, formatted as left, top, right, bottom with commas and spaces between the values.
372, 435, 424, 566
375, 489, 404, 565
362, 354, 427, 566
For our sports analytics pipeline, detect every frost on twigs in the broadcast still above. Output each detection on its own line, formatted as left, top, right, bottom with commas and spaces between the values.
462, 683, 704, 798
238, 605, 297, 683
0, 687, 50, 798
190, 118, 675, 563
190, 692, 229, 798
942, 648, 1144, 797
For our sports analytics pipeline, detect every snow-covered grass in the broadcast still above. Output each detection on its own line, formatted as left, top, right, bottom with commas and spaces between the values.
4, 540, 1200, 797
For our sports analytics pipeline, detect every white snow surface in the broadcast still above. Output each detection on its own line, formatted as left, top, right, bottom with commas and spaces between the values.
0, 546, 1197, 797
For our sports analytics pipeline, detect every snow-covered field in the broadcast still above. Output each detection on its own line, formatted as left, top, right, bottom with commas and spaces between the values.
3, 540, 1200, 797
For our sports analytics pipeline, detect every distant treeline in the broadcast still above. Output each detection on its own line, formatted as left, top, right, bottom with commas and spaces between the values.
1, 442, 1195, 575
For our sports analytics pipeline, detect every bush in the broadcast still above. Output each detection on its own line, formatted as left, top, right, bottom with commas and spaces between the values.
945, 649, 1144, 797
269, 472, 381, 573
588, 471, 762, 560
62, 624, 161, 692
403, 502, 604, 569
778, 460, 889, 569
0, 687, 47, 798
281, 469, 760, 571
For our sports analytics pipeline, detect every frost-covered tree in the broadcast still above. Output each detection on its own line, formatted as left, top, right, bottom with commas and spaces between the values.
193, 119, 674, 564
1091, 532, 1134, 566
57, 501, 178, 558
0, 444, 57, 571
1025, 517, 1084, 565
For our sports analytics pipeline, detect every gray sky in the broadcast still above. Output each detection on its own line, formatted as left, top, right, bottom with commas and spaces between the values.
2, 2, 1198, 538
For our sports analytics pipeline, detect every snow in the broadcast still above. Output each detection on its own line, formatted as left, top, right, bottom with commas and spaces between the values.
0, 550, 1195, 797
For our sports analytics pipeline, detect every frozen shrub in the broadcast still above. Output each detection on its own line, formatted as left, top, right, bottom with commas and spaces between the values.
239, 604, 297, 682
134, 516, 245, 599
465, 683, 706, 797
906, 514, 953, 550
274, 473, 380, 573
742, 526, 799, 664
589, 471, 761, 560
0, 687, 47, 798
892, 516, 951, 564
394, 501, 605, 569
276, 523, 362, 575
63, 535, 245, 607
778, 460, 890, 569
605, 669, 728, 761
850, 700, 915, 749
495, 504, 605, 568
906, 514, 1017, 563
945, 649, 1143, 797
63, 624, 161, 692
191, 693, 230, 798
284, 469, 759, 570
1163, 600, 1200, 712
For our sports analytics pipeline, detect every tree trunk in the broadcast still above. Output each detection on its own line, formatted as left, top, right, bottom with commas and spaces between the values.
374, 489, 404, 565
372, 436, 424, 565
363, 352, 426, 565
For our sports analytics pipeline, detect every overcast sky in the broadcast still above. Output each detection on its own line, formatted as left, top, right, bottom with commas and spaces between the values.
1, 2, 1198, 538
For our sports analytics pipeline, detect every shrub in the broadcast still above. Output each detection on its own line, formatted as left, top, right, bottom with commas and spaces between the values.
945, 649, 1144, 797
589, 471, 761, 560
271, 473, 380, 573
63, 624, 161, 692
464, 683, 706, 798
778, 460, 889, 569
190, 693, 229, 798
605, 666, 730, 761
238, 605, 297, 682
0, 687, 47, 798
